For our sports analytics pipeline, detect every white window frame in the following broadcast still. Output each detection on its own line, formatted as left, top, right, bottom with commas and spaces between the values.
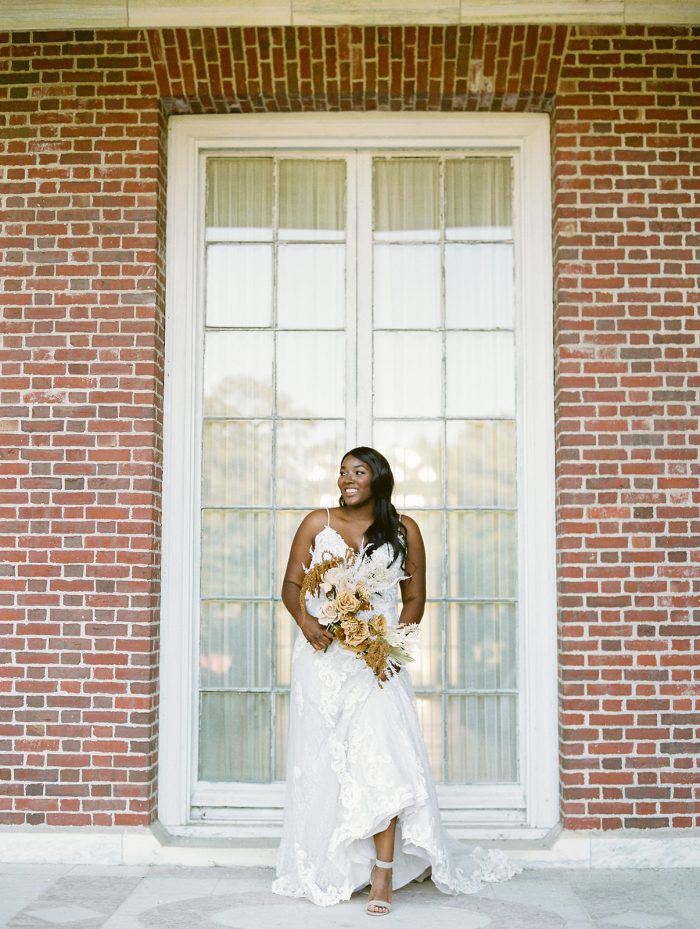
159, 113, 558, 840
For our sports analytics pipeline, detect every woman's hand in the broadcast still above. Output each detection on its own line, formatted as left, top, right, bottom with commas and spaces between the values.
301, 616, 334, 652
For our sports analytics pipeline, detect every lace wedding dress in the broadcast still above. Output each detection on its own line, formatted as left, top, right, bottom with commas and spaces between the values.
271, 511, 521, 907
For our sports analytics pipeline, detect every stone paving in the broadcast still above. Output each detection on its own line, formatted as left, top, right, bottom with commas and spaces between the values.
0, 863, 698, 929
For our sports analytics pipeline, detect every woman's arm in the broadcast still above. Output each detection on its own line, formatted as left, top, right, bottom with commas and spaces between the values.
398, 515, 426, 626
281, 510, 334, 650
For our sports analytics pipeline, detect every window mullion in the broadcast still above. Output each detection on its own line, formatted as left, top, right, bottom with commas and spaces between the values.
345, 154, 359, 449
355, 152, 374, 446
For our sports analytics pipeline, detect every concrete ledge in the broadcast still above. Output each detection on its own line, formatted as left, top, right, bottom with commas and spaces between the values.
2, 823, 700, 869
1, 0, 700, 29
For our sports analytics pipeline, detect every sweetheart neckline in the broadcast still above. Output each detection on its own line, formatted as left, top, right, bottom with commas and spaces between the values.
314, 523, 366, 557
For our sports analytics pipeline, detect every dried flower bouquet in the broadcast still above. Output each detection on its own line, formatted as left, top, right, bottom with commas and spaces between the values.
299, 546, 420, 687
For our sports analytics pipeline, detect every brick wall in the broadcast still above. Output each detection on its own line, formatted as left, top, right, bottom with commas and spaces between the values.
552, 26, 700, 830
0, 29, 163, 826
0, 23, 697, 829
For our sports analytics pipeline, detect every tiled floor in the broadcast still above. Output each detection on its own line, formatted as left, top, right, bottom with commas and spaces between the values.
0, 864, 698, 929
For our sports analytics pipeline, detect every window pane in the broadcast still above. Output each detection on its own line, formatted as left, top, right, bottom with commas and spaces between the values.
275, 510, 306, 596
199, 693, 270, 782
200, 601, 271, 689
446, 331, 515, 417
448, 511, 517, 599
277, 244, 344, 328
374, 332, 441, 418
206, 244, 272, 327
276, 600, 296, 688
446, 420, 516, 508
374, 159, 439, 242
401, 509, 443, 599
372, 420, 443, 508
447, 602, 517, 690
202, 420, 272, 507
415, 695, 443, 782
409, 602, 443, 689
374, 245, 440, 328
277, 331, 344, 417
445, 244, 514, 330
445, 158, 512, 241
201, 510, 271, 598
279, 160, 345, 241
203, 331, 273, 417
275, 420, 345, 506
206, 157, 273, 242
447, 695, 517, 782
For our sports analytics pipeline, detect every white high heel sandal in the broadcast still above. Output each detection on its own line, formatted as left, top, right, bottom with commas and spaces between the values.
366, 857, 394, 916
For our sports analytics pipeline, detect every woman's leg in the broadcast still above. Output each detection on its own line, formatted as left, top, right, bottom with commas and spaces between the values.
368, 816, 397, 914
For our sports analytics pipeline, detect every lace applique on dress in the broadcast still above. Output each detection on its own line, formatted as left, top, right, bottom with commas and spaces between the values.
272, 519, 522, 907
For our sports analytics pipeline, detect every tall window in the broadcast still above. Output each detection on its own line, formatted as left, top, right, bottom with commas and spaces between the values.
198, 153, 516, 786
198, 158, 348, 783
160, 115, 557, 834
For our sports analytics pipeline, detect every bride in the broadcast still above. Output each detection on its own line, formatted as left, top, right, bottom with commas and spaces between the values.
271, 446, 521, 913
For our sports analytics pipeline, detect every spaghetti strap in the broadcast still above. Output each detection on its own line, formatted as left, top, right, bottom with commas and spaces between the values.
325, 506, 331, 527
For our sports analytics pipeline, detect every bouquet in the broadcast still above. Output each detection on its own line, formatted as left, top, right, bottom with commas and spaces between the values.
299, 545, 420, 688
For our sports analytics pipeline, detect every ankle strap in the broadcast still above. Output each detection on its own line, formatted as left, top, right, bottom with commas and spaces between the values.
375, 858, 394, 868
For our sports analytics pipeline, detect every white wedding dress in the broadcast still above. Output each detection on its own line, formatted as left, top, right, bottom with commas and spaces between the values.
271, 511, 521, 907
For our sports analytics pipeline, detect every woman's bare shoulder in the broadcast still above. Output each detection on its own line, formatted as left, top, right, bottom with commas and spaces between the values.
296, 508, 329, 535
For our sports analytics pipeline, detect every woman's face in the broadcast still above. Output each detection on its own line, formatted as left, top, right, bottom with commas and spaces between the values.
338, 455, 374, 507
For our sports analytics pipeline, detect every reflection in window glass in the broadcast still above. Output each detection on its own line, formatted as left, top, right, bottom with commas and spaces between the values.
275, 420, 345, 505
200, 510, 271, 599
446, 420, 516, 508
202, 420, 272, 507
447, 603, 517, 690
447, 511, 517, 599
202, 331, 273, 418
276, 331, 344, 418
373, 420, 443, 508
200, 601, 272, 689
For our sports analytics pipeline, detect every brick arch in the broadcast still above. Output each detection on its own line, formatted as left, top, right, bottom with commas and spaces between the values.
145, 25, 569, 114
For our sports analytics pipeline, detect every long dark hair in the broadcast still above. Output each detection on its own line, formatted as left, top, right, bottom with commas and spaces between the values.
338, 446, 407, 569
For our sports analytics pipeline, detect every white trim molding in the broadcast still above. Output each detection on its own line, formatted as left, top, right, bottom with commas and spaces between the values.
160, 112, 559, 840
2, 825, 700, 869
2, 0, 700, 29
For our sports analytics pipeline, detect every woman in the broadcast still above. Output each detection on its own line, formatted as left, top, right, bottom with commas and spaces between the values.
271, 447, 520, 913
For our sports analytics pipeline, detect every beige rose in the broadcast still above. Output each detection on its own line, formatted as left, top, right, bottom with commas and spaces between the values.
369, 613, 387, 636
341, 617, 370, 647
318, 602, 339, 626
335, 590, 360, 615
